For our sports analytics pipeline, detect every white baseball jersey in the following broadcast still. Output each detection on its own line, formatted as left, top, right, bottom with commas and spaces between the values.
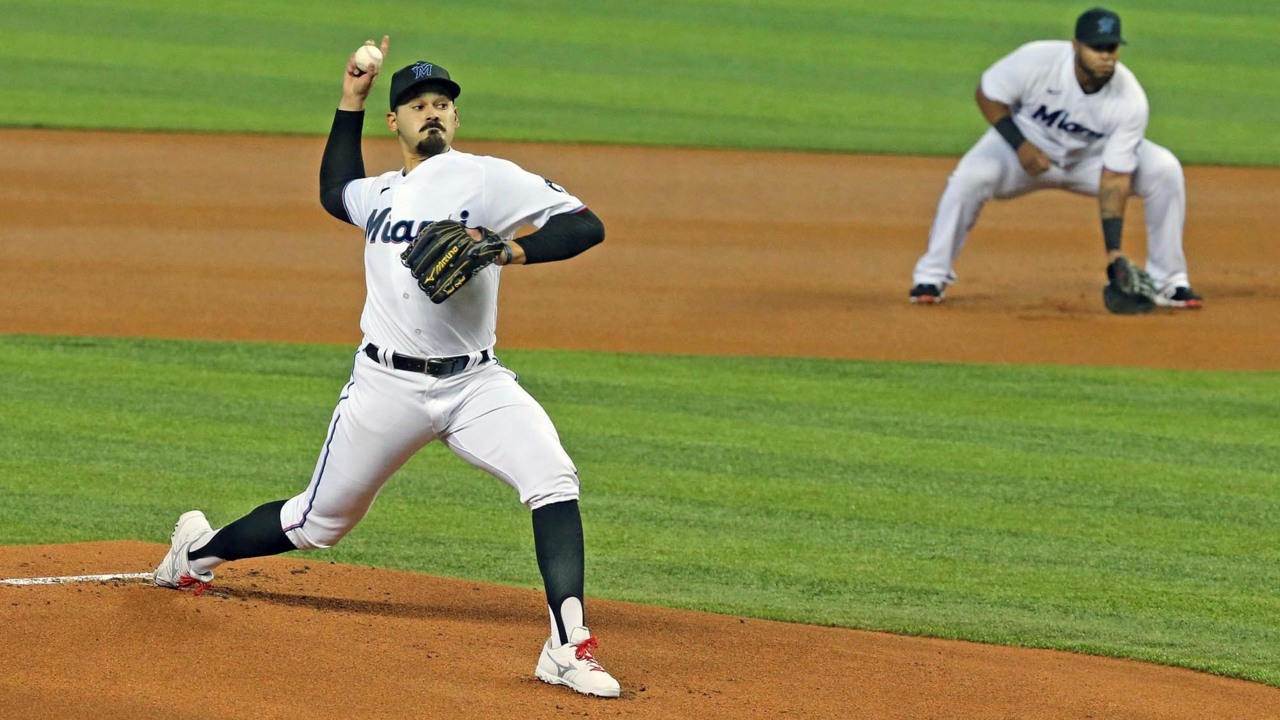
341, 150, 584, 357
982, 40, 1148, 173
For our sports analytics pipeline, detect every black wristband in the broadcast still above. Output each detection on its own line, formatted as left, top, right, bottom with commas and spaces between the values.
994, 116, 1025, 151
1102, 217, 1124, 253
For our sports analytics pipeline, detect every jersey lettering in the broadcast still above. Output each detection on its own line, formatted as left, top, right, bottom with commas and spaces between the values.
1030, 105, 1105, 141
388, 220, 415, 243
364, 208, 391, 242
364, 208, 436, 245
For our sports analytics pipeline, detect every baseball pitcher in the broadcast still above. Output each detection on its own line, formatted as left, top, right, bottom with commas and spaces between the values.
154, 36, 621, 698
909, 7, 1203, 313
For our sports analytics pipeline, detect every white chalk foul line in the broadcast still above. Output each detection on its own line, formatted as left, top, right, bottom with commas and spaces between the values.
0, 572, 153, 586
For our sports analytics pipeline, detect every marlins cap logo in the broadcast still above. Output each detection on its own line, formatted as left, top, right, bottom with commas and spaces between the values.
412, 62, 435, 79
1098, 17, 1116, 33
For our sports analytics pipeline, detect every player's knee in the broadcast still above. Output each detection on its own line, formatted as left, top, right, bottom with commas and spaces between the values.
522, 473, 581, 510
947, 165, 1001, 196
286, 521, 351, 550
1136, 145, 1184, 194
528, 491, 581, 511
1148, 149, 1182, 178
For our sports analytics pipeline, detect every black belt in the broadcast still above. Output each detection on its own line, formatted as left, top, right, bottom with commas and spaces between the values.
363, 343, 490, 377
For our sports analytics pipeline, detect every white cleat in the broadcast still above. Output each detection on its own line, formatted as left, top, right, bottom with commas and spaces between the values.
535, 625, 621, 698
154, 510, 214, 595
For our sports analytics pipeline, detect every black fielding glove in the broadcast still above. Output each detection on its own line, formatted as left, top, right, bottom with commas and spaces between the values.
401, 220, 509, 304
1102, 256, 1157, 314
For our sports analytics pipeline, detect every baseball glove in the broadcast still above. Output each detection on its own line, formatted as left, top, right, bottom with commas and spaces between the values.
400, 219, 509, 304
1102, 256, 1156, 314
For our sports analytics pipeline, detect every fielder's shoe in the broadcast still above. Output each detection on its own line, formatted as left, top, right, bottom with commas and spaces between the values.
154, 510, 214, 595
909, 283, 946, 304
535, 625, 621, 698
1154, 286, 1204, 309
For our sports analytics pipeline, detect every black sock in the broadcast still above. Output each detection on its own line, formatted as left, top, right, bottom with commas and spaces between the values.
532, 500, 585, 645
189, 499, 297, 561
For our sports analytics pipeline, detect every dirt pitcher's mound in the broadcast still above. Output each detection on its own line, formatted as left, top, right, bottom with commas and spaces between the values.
1, 542, 1277, 720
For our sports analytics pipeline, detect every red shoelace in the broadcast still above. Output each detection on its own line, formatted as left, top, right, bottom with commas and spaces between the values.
574, 636, 604, 670
178, 575, 212, 596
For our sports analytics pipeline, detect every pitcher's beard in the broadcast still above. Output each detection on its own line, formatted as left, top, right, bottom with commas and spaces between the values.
416, 132, 448, 158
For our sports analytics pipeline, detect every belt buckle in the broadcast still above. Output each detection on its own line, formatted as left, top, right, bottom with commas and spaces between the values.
426, 357, 448, 376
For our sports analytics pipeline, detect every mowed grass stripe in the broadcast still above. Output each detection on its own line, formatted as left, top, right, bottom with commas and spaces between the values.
0, 1, 1276, 164
0, 335, 1277, 685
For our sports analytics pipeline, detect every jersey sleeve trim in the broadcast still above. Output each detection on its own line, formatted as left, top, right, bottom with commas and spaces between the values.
339, 180, 359, 226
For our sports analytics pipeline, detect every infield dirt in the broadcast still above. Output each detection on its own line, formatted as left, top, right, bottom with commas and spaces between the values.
1, 129, 1277, 719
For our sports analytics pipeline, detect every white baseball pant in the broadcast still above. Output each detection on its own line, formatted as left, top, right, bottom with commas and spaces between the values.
281, 351, 580, 550
913, 127, 1190, 292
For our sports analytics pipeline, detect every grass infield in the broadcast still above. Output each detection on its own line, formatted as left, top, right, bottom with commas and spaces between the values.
1, 335, 1277, 686
0, 0, 1277, 164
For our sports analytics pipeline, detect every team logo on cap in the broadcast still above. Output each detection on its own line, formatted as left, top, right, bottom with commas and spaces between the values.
412, 62, 435, 79
1097, 17, 1116, 33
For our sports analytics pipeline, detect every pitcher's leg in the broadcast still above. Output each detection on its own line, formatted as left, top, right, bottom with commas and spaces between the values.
280, 357, 435, 550
443, 364, 584, 638
186, 500, 296, 575
1132, 140, 1191, 293
182, 377, 370, 576
156, 372, 360, 591
443, 366, 580, 510
533, 500, 586, 646
441, 366, 621, 697
161, 355, 433, 592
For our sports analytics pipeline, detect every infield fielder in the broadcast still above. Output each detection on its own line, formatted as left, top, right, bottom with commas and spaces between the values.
909, 7, 1202, 311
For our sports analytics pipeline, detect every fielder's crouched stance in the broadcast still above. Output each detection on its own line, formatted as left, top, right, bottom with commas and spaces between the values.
154, 36, 621, 699
909, 7, 1202, 313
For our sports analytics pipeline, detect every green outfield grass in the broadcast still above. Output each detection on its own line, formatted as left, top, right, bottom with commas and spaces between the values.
0, 0, 1277, 164
1, 335, 1277, 685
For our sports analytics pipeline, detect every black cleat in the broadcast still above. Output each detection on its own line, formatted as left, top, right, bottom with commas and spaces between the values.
909, 283, 946, 304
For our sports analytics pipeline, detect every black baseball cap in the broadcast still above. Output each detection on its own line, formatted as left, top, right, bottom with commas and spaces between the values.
1075, 7, 1126, 46
388, 61, 462, 110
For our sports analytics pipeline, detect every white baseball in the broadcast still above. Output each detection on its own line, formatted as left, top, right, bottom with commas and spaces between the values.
354, 45, 383, 72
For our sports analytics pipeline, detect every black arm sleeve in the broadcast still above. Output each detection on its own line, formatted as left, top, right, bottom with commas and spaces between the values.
519, 208, 605, 264
319, 109, 367, 223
